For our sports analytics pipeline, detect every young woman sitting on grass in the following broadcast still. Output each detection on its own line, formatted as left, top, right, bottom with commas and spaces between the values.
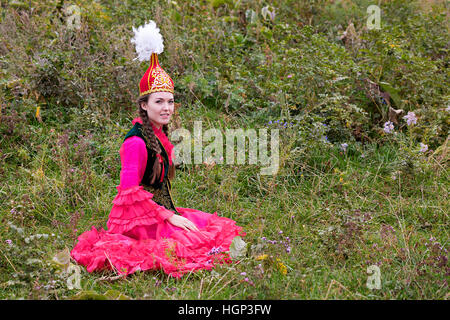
71, 21, 245, 278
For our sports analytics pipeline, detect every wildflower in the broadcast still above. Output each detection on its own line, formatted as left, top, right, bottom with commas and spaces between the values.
419, 143, 428, 153
383, 121, 394, 134
340, 143, 348, 152
276, 259, 288, 275
446, 105, 450, 112
287, 74, 293, 78
243, 277, 254, 285
261, 237, 266, 241
240, 272, 247, 276
403, 111, 417, 126
6, 240, 12, 245
256, 254, 268, 261
208, 246, 223, 255
279, 231, 283, 234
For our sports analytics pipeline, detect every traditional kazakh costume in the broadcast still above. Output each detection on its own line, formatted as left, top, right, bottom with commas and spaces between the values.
70, 21, 245, 278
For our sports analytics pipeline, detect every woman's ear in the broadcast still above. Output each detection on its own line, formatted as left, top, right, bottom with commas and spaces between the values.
140, 101, 148, 111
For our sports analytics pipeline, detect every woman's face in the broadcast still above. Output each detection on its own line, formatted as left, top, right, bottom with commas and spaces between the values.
141, 92, 174, 128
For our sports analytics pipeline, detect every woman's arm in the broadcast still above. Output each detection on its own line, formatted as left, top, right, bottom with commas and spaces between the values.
119, 136, 198, 231
118, 136, 174, 221
119, 136, 147, 189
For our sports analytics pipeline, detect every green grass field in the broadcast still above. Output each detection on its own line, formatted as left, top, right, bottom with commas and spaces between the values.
0, 0, 448, 299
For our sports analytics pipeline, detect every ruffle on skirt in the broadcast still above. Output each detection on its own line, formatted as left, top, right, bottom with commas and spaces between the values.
70, 186, 246, 278
106, 185, 174, 235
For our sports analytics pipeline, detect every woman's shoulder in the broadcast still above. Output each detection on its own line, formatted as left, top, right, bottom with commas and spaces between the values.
124, 121, 144, 141
123, 135, 146, 148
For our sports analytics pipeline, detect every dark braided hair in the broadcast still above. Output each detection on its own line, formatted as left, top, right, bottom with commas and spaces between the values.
137, 94, 175, 184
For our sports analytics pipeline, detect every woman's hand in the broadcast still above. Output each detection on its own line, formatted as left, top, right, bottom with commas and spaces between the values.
167, 214, 199, 232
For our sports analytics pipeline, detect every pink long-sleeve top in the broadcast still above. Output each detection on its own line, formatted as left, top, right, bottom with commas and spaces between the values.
106, 119, 175, 235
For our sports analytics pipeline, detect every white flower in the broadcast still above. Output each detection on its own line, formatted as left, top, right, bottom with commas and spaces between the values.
403, 111, 417, 126
383, 121, 394, 134
419, 143, 428, 153
340, 143, 348, 152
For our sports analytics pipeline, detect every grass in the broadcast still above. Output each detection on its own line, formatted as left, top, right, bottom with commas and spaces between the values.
0, 0, 448, 300
0, 113, 448, 300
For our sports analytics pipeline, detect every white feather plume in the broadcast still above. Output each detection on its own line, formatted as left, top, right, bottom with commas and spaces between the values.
131, 20, 164, 62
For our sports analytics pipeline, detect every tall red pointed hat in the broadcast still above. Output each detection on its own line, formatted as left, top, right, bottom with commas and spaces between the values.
131, 20, 174, 96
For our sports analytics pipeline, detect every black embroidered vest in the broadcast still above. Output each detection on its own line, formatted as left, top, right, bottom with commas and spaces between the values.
124, 122, 178, 214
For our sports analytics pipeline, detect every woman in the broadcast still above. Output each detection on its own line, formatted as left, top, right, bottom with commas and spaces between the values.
70, 21, 245, 278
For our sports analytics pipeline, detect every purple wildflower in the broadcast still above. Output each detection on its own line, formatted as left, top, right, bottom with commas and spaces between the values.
383, 121, 394, 134
403, 111, 417, 126
208, 246, 223, 255
419, 143, 428, 153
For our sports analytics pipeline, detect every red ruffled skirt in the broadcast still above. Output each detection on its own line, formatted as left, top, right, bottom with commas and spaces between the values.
71, 186, 246, 278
